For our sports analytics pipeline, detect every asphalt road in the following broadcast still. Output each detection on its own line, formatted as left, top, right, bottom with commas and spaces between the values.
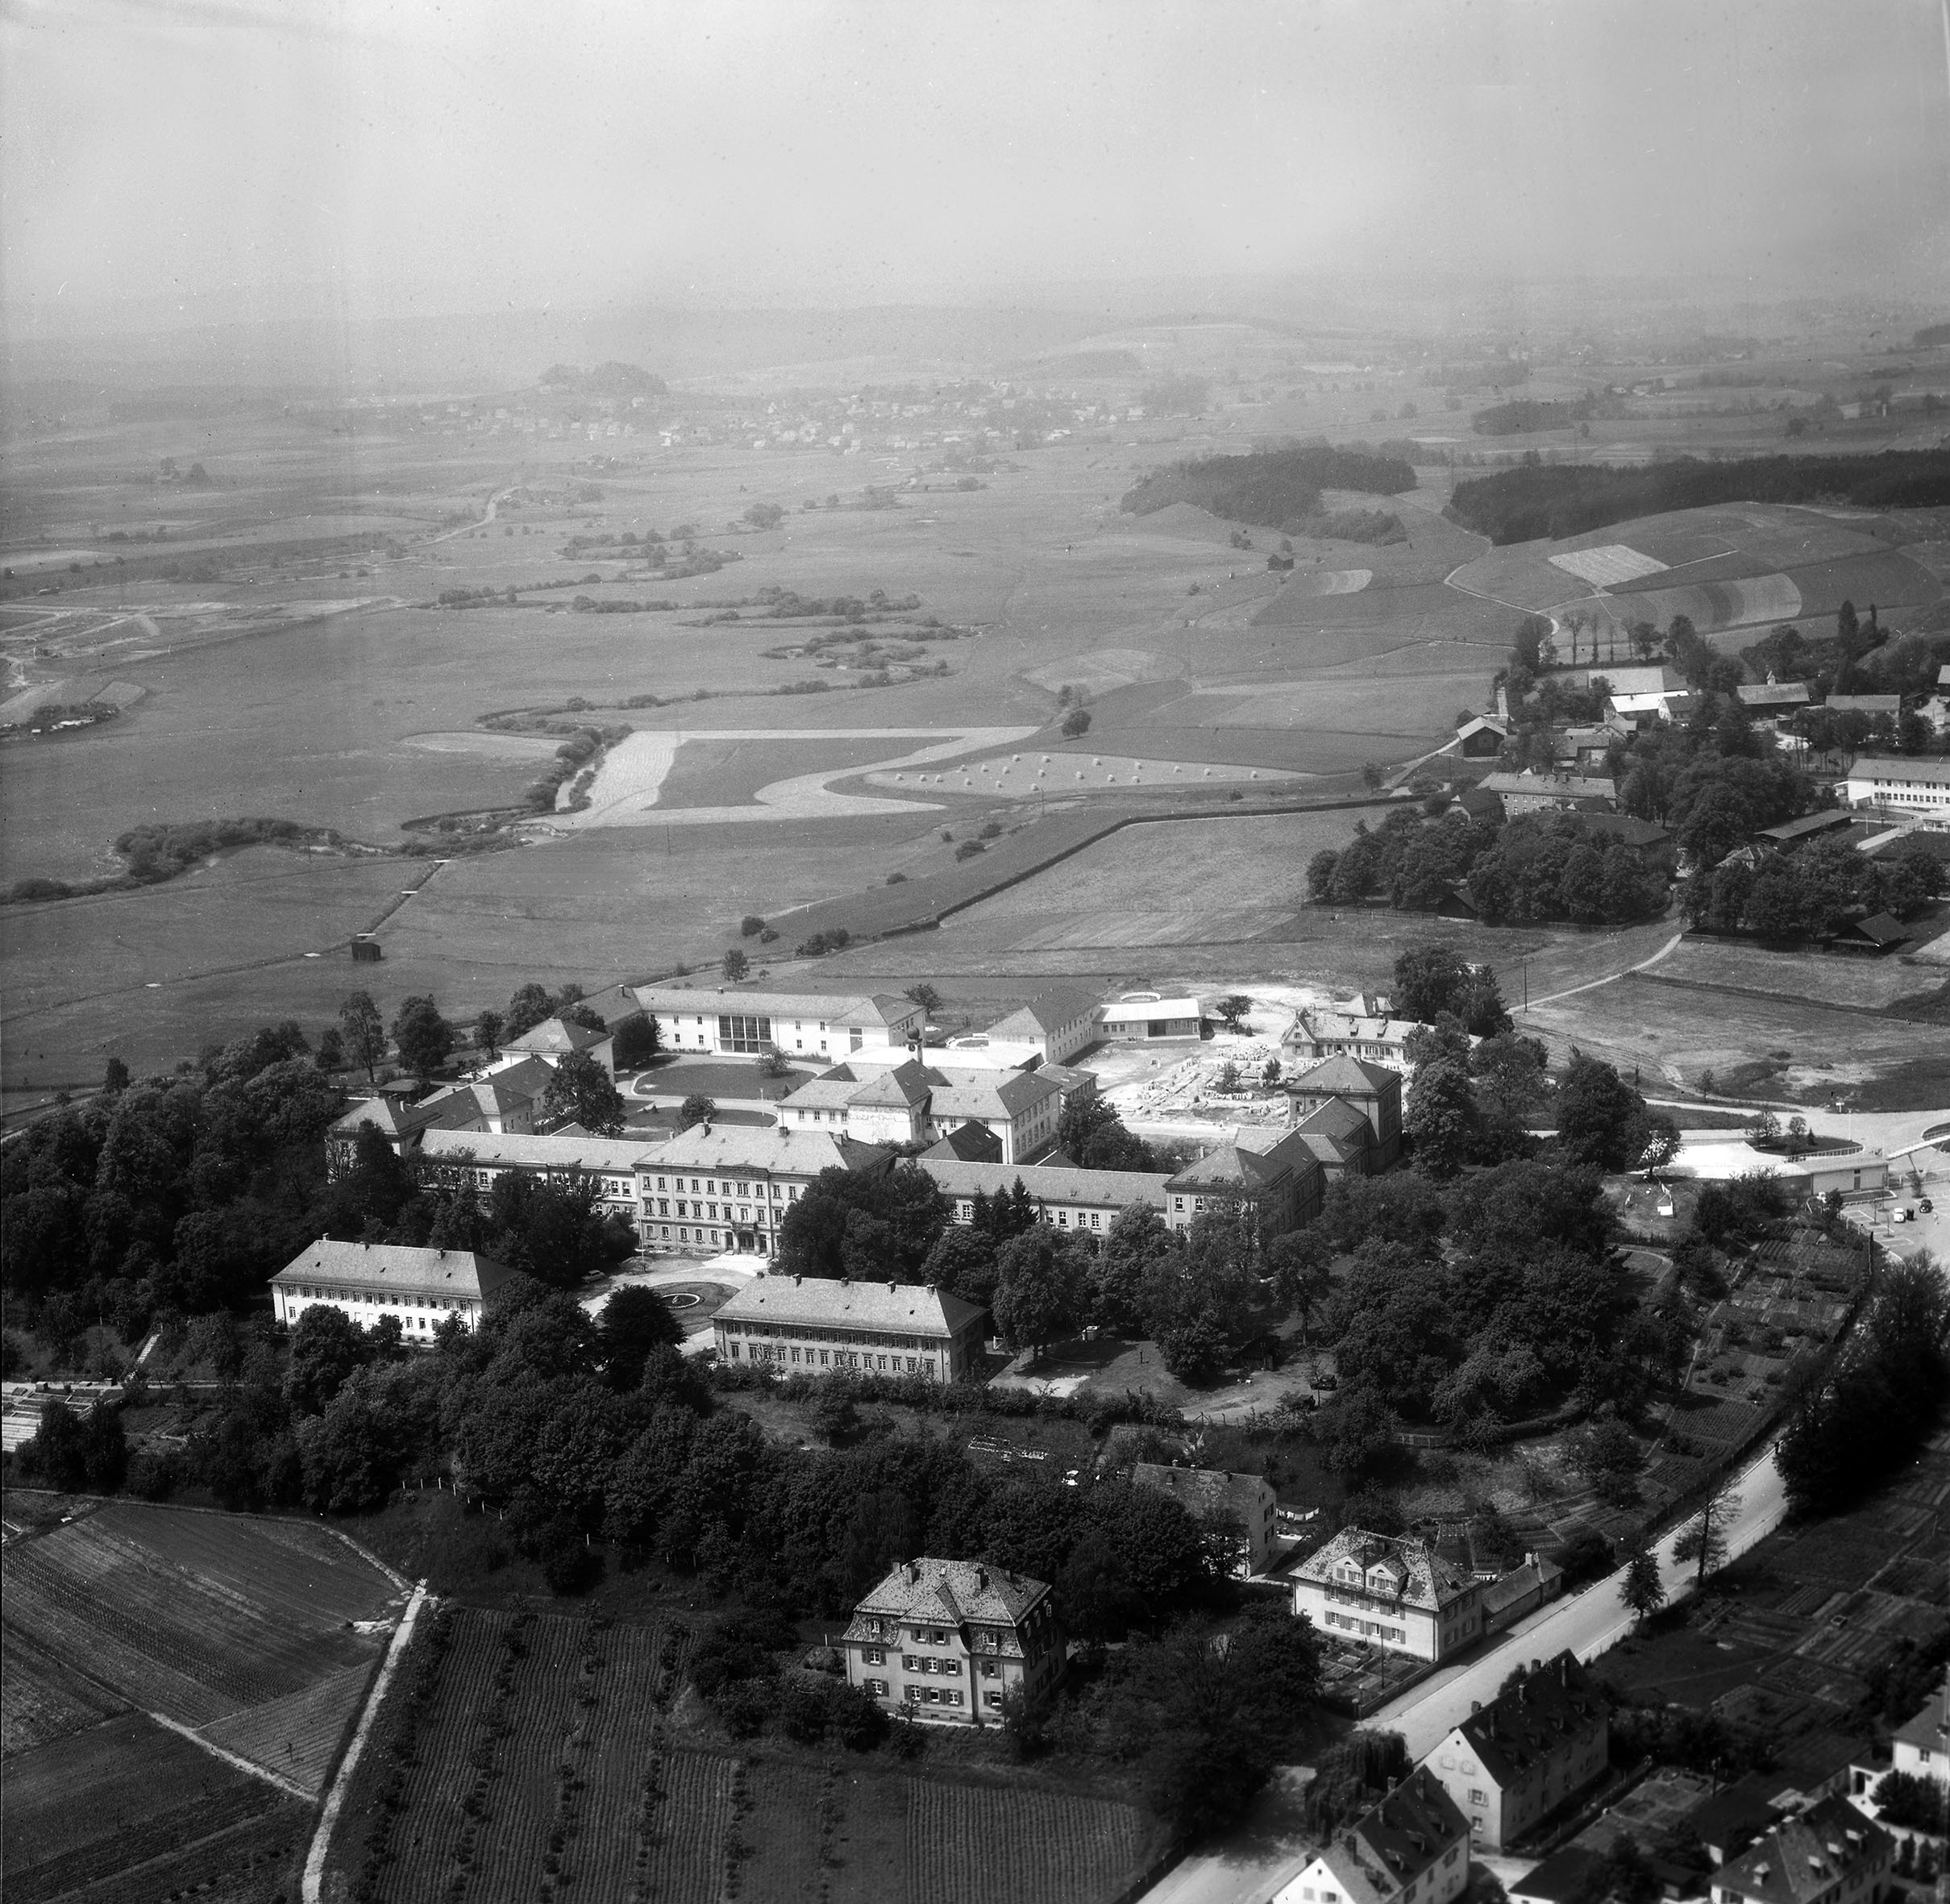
1139, 1432, 1790, 1904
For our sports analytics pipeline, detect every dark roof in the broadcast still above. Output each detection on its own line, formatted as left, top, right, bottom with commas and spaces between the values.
1132, 1463, 1273, 1525
1688, 1776, 1784, 1859
1511, 1845, 1611, 1904
986, 984, 1104, 1040
1449, 1652, 1606, 1788
1576, 812, 1671, 849
1289, 1054, 1399, 1097
1348, 1770, 1469, 1891
1711, 1794, 1890, 1904
922, 1122, 1005, 1163
850, 1557, 1049, 1629
1839, 912, 1907, 946
1757, 810, 1856, 844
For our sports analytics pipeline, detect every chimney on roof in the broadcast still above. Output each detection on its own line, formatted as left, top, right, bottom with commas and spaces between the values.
906, 1561, 919, 1584
976, 1565, 988, 1589
888, 1279, 897, 1293
794, 1274, 803, 1286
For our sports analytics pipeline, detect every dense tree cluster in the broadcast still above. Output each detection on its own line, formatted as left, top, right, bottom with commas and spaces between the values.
1307, 807, 1669, 926
1, 1026, 345, 1342
1449, 449, 1950, 546
1311, 1157, 1686, 1466
1690, 834, 1942, 940
1121, 444, 1416, 531
1776, 1257, 1950, 1519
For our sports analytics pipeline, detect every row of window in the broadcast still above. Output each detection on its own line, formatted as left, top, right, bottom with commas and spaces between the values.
730, 1344, 938, 1374
1322, 1611, 1405, 1643
288, 1287, 474, 1312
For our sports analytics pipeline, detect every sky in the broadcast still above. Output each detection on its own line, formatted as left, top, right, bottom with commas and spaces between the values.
3, 0, 1948, 339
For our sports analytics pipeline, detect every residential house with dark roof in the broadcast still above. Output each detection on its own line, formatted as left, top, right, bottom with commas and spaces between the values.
1291, 1529, 1484, 1663
842, 1557, 1066, 1724
1479, 770, 1617, 816
1132, 1463, 1279, 1576
1287, 1009, 1422, 1073
1479, 1552, 1565, 1633
1285, 1055, 1403, 1176
1890, 1684, 1950, 1787
1707, 1795, 1890, 1904
1270, 1768, 1470, 1904
1424, 1651, 1609, 1850
1163, 1126, 1324, 1241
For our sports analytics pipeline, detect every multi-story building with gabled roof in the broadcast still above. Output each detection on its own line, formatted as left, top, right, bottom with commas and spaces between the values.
713, 1273, 987, 1382
842, 1557, 1066, 1723
921, 1157, 1173, 1239
1271, 1766, 1470, 1904
979, 983, 1105, 1064
1423, 1651, 1608, 1850
1291, 1528, 1485, 1662
780, 1060, 1064, 1162
1163, 1126, 1324, 1240
641, 1123, 892, 1256
272, 1239, 516, 1337
498, 1013, 617, 1076
1286, 1055, 1403, 1178
631, 985, 924, 1062
1707, 1794, 1891, 1904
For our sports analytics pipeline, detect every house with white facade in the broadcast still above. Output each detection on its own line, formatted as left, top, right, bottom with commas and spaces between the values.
1100, 992, 1204, 1041
1841, 757, 1950, 821
1707, 1794, 1891, 1904
631, 986, 924, 1061
417, 1129, 652, 1235
1271, 1769, 1470, 1904
639, 1124, 892, 1255
1132, 1464, 1279, 1576
1291, 1529, 1484, 1662
498, 1014, 616, 1076
979, 984, 1104, 1064
1423, 1652, 1608, 1851
713, 1274, 987, 1382
272, 1240, 514, 1336
780, 1061, 1064, 1163
1163, 1127, 1324, 1241
922, 1158, 1173, 1238
1890, 1686, 1950, 1786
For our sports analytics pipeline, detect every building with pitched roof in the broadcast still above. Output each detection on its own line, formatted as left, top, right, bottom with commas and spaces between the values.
641, 1123, 892, 1256
1841, 756, 1950, 820
1707, 1794, 1890, 1904
1479, 770, 1617, 816
499, 1014, 616, 1075
980, 983, 1105, 1063
1738, 680, 1813, 712
1271, 1767, 1470, 1904
325, 1094, 451, 1173
1456, 713, 1509, 758
272, 1239, 515, 1336
1164, 1126, 1324, 1240
780, 1060, 1064, 1162
1291, 1529, 1484, 1662
418, 1128, 652, 1233
842, 1557, 1066, 1723
921, 1158, 1172, 1238
1287, 1009, 1422, 1073
1286, 1055, 1403, 1175
1424, 1651, 1608, 1850
921, 1122, 1004, 1163
1890, 1684, 1950, 1786
1132, 1463, 1279, 1576
631, 985, 924, 1062
713, 1274, 987, 1384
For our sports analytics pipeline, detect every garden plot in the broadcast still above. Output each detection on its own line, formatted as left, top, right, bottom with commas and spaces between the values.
872, 750, 1307, 796
1549, 543, 1670, 586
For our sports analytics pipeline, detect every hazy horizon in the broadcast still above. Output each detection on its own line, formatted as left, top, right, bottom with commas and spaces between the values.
6, 0, 1948, 360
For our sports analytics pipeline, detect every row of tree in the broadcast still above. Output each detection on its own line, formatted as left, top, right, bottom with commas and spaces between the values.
1687, 835, 1941, 939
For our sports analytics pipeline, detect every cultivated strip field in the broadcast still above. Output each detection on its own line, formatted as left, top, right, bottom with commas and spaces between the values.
326, 1604, 1160, 1904
1, 1503, 405, 1794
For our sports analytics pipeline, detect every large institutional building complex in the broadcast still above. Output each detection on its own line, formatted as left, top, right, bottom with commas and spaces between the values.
271, 1241, 515, 1335
712, 1273, 989, 1382
630, 986, 925, 1061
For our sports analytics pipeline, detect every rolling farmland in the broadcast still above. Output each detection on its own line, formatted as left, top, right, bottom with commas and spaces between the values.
326, 1604, 1162, 1904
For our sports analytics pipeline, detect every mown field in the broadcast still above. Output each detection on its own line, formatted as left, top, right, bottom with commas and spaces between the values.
327, 1603, 1160, 1904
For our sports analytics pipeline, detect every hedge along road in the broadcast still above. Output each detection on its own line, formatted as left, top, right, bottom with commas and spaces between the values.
1139, 1433, 1790, 1904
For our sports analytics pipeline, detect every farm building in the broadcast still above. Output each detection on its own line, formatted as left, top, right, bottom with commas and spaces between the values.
1100, 991, 1203, 1041
630, 985, 924, 1061
1291, 1528, 1484, 1663
1131, 1464, 1279, 1577
921, 1157, 1173, 1237
979, 983, 1105, 1063
1737, 680, 1812, 713
1163, 1126, 1324, 1241
842, 1557, 1066, 1724
1826, 693, 1902, 718
1841, 756, 1950, 820
1707, 1794, 1890, 1904
1454, 713, 1509, 758
1285, 1054, 1403, 1174
780, 1059, 1065, 1162
713, 1274, 987, 1383
272, 1239, 514, 1335
1423, 1652, 1608, 1852
1270, 1769, 1470, 1904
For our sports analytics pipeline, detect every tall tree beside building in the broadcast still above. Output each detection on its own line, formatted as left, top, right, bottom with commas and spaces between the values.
339, 991, 386, 1083
391, 996, 454, 1080
540, 1050, 627, 1137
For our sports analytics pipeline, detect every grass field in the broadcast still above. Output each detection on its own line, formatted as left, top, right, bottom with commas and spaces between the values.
2, 1502, 403, 1790
325, 1603, 1162, 1904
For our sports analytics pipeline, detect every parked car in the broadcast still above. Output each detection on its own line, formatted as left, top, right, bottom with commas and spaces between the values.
1921, 1199, 1935, 1213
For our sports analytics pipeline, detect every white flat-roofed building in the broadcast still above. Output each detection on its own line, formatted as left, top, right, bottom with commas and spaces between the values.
920, 1158, 1172, 1237
638, 1122, 892, 1256
1841, 756, 1950, 821
631, 986, 923, 1061
272, 1239, 515, 1337
713, 1271, 987, 1382
1100, 991, 1204, 1042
